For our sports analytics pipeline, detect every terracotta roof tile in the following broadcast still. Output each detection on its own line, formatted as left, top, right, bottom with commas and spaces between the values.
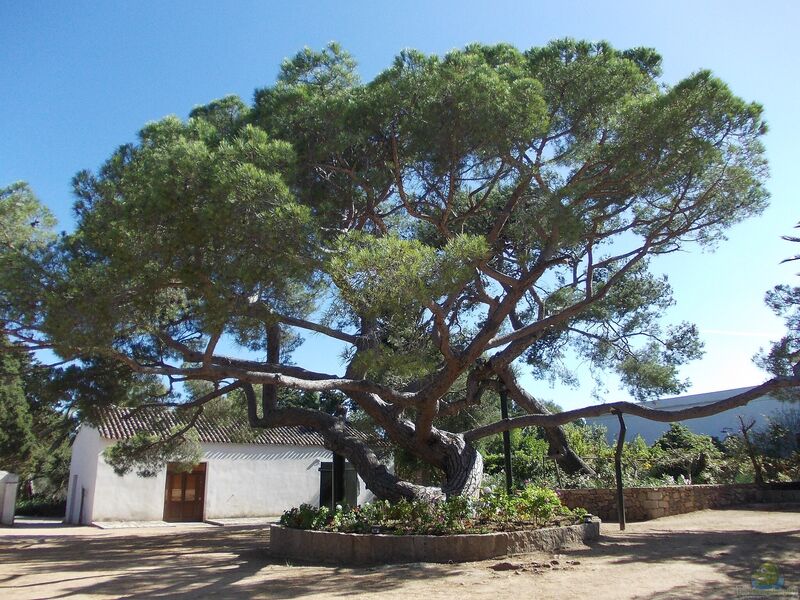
94, 405, 333, 447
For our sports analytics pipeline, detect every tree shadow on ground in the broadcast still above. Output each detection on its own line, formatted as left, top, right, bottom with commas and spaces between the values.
580, 527, 800, 565
717, 502, 800, 513
0, 527, 462, 599
565, 525, 800, 599
2, 513, 799, 599
635, 579, 798, 600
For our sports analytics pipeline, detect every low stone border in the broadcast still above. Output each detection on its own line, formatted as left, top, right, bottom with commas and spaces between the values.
269, 519, 600, 565
557, 483, 800, 522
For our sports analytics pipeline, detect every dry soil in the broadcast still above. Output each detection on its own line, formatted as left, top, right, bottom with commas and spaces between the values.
1, 506, 798, 599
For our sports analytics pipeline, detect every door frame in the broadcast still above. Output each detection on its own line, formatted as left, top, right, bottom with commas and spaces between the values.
162, 462, 207, 522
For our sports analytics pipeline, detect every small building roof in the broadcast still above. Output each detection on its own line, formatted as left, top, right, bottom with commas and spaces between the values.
585, 385, 791, 444
629, 386, 760, 411
93, 405, 334, 447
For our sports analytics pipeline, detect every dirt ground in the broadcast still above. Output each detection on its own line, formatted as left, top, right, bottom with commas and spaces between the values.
1, 506, 798, 599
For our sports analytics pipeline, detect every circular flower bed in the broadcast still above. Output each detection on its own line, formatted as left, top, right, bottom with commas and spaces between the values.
279, 485, 589, 535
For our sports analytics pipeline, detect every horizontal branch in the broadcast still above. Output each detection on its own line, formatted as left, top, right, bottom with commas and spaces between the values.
114, 346, 419, 408
245, 301, 361, 345
128, 380, 244, 414
213, 367, 418, 406
156, 334, 347, 381
463, 376, 800, 442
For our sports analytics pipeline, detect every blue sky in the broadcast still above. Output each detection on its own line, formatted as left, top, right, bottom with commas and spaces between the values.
1, 1, 797, 409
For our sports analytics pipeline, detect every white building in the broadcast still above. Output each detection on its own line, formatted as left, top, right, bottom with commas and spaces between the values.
65, 407, 375, 524
586, 386, 796, 444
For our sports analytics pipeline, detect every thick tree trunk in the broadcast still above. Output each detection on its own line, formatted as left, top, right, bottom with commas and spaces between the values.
323, 426, 445, 502
340, 430, 484, 501
318, 419, 484, 501
437, 432, 484, 498
343, 450, 444, 502
245, 381, 479, 501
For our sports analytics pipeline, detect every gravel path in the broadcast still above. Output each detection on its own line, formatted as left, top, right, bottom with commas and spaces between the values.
1, 506, 798, 599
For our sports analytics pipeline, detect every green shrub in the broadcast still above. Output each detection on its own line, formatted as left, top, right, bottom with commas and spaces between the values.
516, 486, 562, 525
279, 485, 586, 535
15, 496, 66, 517
649, 423, 723, 483
482, 420, 757, 489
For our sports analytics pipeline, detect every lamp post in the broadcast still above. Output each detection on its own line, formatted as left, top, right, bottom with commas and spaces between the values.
613, 410, 627, 531
499, 385, 513, 494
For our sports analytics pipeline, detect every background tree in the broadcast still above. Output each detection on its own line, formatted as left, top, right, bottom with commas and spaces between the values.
3, 40, 798, 501
751, 407, 800, 481
757, 221, 800, 380
0, 184, 67, 496
647, 423, 722, 484
0, 337, 173, 502
734, 416, 765, 485
0, 337, 35, 475
0, 180, 178, 495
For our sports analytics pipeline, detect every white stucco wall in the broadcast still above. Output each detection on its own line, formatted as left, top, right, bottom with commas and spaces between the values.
65, 425, 101, 524
66, 430, 168, 523
203, 443, 331, 517
0, 471, 20, 526
68, 427, 377, 522
356, 469, 376, 506
201, 444, 375, 517
92, 438, 168, 521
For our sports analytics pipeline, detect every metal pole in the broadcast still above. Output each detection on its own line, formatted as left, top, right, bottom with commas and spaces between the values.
614, 411, 627, 531
79, 488, 86, 526
332, 453, 345, 509
553, 457, 563, 489
500, 386, 513, 494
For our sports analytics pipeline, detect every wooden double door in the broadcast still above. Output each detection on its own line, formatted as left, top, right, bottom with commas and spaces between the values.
163, 463, 206, 522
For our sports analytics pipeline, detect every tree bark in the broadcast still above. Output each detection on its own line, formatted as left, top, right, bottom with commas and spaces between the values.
336, 424, 484, 501
243, 383, 446, 501
544, 427, 596, 475
434, 431, 484, 498
320, 424, 444, 502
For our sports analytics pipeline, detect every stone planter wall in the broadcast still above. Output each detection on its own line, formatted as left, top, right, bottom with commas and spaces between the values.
556, 483, 800, 522
269, 520, 600, 566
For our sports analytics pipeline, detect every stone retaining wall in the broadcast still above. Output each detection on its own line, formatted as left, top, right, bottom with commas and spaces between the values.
270, 520, 600, 566
556, 484, 800, 522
